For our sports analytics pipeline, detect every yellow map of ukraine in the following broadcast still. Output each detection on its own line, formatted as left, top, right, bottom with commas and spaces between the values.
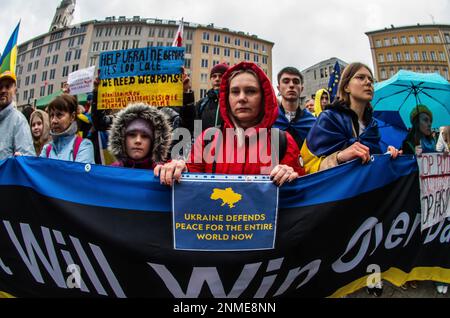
210, 188, 243, 209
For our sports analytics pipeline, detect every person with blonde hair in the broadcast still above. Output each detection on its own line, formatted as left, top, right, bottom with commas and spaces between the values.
29, 110, 52, 156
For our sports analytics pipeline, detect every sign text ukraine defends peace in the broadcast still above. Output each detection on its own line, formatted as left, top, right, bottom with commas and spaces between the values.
173, 176, 278, 251
98, 47, 185, 109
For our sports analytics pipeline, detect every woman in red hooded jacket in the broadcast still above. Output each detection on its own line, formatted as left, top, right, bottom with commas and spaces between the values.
156, 62, 304, 187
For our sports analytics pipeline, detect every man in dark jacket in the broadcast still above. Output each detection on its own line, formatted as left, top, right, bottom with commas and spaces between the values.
194, 63, 229, 132
273, 67, 316, 149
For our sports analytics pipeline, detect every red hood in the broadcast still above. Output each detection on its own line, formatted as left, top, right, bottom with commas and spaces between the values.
219, 62, 278, 130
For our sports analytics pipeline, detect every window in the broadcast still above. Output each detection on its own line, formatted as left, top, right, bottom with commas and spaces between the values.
74, 49, 82, 60
254, 43, 259, 51
262, 56, 268, 64
27, 63, 32, 72
42, 71, 48, 81
112, 41, 120, 50
149, 28, 155, 37
430, 51, 437, 61
409, 36, 416, 44
235, 38, 241, 46
36, 47, 41, 57
235, 50, 241, 59
434, 35, 440, 43
135, 27, 142, 35
62, 66, 69, 77
203, 32, 210, 41
78, 36, 85, 46
375, 40, 382, 48
413, 51, 419, 61
157, 41, 164, 47
405, 52, 411, 61
186, 31, 193, 41
440, 52, 446, 61
167, 29, 175, 38
213, 60, 219, 66
387, 53, 393, 62
202, 45, 209, 54
200, 73, 208, 83
21, 54, 26, 62
72, 64, 79, 72
29, 89, 34, 99
384, 38, 390, 46
105, 27, 112, 37
224, 36, 231, 44
52, 55, 58, 65
213, 47, 220, 55
244, 40, 250, 48
48, 84, 54, 95
25, 76, 30, 86
18, 66, 23, 75
30, 50, 35, 59
444, 68, 449, 80
201, 59, 209, 68
378, 54, 385, 63
34, 61, 39, 70
401, 36, 407, 44
396, 52, 402, 61
50, 69, 56, 80
425, 35, 432, 44
23, 90, 28, 101
262, 45, 266, 53
31, 74, 36, 84
89, 57, 97, 67
125, 27, 132, 36
115, 27, 122, 36
224, 48, 230, 57
166, 42, 172, 47
392, 37, 399, 45
445, 33, 450, 43
418, 35, 424, 44
158, 29, 165, 38
214, 34, 221, 42
185, 44, 192, 54
133, 40, 140, 49
96, 28, 103, 37
55, 41, 61, 51
102, 41, 109, 51
254, 54, 259, 63
68, 38, 75, 47
147, 41, 154, 47
200, 89, 207, 99
422, 51, 428, 61
320, 68, 324, 78
40, 86, 46, 97
47, 44, 53, 53
122, 40, 129, 50
44, 57, 50, 67
390, 68, 395, 77
184, 58, 191, 69
65, 51, 72, 62
244, 52, 250, 60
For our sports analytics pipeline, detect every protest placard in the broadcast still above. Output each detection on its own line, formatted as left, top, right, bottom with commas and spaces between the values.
173, 175, 279, 251
417, 153, 450, 231
67, 66, 96, 95
98, 47, 185, 109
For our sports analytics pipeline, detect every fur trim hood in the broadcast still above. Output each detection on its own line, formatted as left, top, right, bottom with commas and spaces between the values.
108, 103, 172, 163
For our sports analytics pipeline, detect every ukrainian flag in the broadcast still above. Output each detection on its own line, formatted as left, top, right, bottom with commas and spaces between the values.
0, 22, 20, 74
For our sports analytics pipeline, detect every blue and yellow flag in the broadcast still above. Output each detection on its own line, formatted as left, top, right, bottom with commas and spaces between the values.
327, 61, 341, 103
0, 22, 20, 75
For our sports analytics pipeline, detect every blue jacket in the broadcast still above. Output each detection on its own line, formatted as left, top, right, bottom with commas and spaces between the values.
0, 104, 35, 160
40, 123, 95, 164
273, 105, 316, 149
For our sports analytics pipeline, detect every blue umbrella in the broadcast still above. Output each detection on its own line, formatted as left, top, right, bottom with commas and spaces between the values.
374, 118, 408, 153
373, 70, 450, 129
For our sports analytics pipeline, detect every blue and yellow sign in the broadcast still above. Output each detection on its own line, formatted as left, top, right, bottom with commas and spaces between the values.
173, 175, 279, 251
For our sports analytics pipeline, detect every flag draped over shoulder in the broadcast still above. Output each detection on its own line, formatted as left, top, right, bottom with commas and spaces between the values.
0, 22, 20, 74
327, 61, 341, 103
172, 18, 184, 47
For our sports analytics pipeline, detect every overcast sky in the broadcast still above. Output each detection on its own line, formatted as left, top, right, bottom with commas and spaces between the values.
1, 0, 450, 77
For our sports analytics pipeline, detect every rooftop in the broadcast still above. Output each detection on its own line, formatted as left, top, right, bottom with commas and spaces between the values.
366, 23, 450, 35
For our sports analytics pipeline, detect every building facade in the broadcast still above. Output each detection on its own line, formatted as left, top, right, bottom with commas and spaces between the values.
301, 57, 348, 102
15, 1, 274, 108
366, 24, 450, 82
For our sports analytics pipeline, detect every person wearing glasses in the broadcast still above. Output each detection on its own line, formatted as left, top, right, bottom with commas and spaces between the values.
300, 62, 400, 174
